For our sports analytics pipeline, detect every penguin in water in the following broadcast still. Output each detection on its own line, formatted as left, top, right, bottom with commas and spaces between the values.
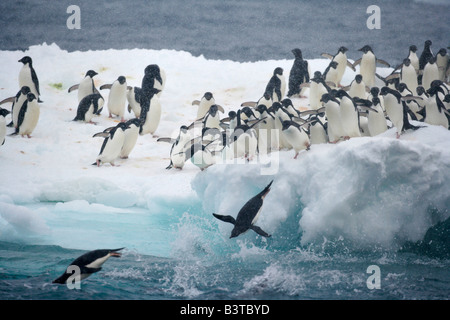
213, 180, 273, 239
18, 56, 42, 102
68, 70, 100, 106
321, 46, 356, 87
139, 88, 161, 136
287, 48, 310, 98
0, 108, 10, 146
126, 86, 143, 118
380, 86, 422, 138
353, 45, 390, 88
157, 125, 190, 170
92, 122, 128, 166
72, 93, 104, 124
100, 76, 129, 121
281, 120, 310, 159
192, 92, 216, 120
119, 118, 141, 159
265, 67, 285, 102
13, 93, 40, 138
52, 248, 124, 284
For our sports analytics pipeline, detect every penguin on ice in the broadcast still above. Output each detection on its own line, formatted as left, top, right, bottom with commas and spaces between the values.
407, 45, 420, 74
435, 48, 449, 81
92, 122, 128, 166
321, 46, 356, 87
0, 108, 10, 146
356, 97, 387, 137
157, 125, 190, 170
421, 57, 440, 91
419, 40, 433, 74
346, 74, 369, 99
2, 86, 31, 128
18, 56, 42, 102
68, 70, 100, 106
13, 93, 40, 138
141, 64, 165, 98
335, 89, 361, 139
323, 61, 339, 88
400, 58, 419, 94
100, 76, 129, 121
281, 120, 310, 159
192, 92, 216, 120
321, 93, 345, 143
213, 180, 273, 239
139, 88, 161, 136
307, 115, 328, 145
126, 86, 143, 118
52, 248, 124, 284
353, 45, 390, 88
380, 86, 422, 138
119, 118, 141, 159
303, 71, 332, 110
73, 93, 104, 124
422, 80, 449, 129
265, 67, 285, 102
287, 48, 310, 97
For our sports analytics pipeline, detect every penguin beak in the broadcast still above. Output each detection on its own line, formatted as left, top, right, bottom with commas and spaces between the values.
110, 252, 122, 257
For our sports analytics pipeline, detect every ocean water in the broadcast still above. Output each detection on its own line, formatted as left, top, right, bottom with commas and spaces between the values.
0, 0, 449, 306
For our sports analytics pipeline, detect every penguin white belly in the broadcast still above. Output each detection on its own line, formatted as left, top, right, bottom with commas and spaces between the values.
127, 88, 141, 118
437, 55, 448, 81
278, 74, 286, 100
368, 105, 387, 136
191, 150, 214, 170
155, 69, 166, 97
283, 127, 309, 153
108, 83, 127, 118
334, 54, 347, 85
340, 99, 361, 138
120, 125, 139, 158
97, 131, 125, 164
141, 97, 161, 135
18, 65, 38, 97
325, 103, 344, 142
204, 114, 221, 130
197, 101, 214, 120
85, 254, 111, 269
401, 65, 418, 94
78, 77, 94, 103
325, 68, 339, 87
384, 95, 403, 135
349, 82, 367, 99
359, 52, 376, 87
422, 64, 439, 90
425, 100, 449, 128
409, 53, 419, 73
310, 122, 328, 144
84, 103, 96, 123
19, 103, 40, 136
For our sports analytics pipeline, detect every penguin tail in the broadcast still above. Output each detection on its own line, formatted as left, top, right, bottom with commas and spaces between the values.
259, 180, 274, 198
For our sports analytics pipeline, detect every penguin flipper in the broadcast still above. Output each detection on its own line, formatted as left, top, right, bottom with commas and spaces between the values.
321, 52, 334, 60
68, 84, 79, 93
347, 60, 356, 71
352, 58, 362, 67
250, 225, 271, 238
93, 132, 110, 138
0, 96, 15, 105
80, 266, 102, 274
376, 59, 391, 67
212, 213, 236, 225
240, 101, 257, 108
192, 100, 201, 106
99, 84, 112, 90
157, 137, 176, 143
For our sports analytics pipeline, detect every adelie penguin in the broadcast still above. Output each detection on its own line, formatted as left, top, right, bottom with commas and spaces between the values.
192, 92, 216, 120
100, 75, 130, 122
287, 48, 310, 98
18, 56, 42, 102
92, 122, 128, 166
0, 85, 31, 128
0, 108, 10, 146
264, 67, 285, 102
52, 248, 124, 284
213, 180, 273, 238
13, 93, 40, 138
120, 118, 141, 159
68, 70, 100, 107
281, 120, 310, 159
73, 93, 105, 124
139, 88, 161, 136
127, 86, 143, 118
321, 46, 356, 87
353, 45, 390, 88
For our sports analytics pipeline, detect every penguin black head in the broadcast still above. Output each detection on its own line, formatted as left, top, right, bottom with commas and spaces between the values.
292, 48, 303, 59
180, 125, 189, 133
116, 121, 129, 131
372, 97, 381, 106
358, 45, 373, 53
126, 118, 142, 128
329, 61, 338, 69
320, 93, 338, 104
335, 89, 350, 100
427, 56, 436, 64
86, 70, 98, 78
416, 86, 426, 96
204, 92, 213, 101
256, 104, 267, 114
274, 67, 283, 75
370, 86, 380, 97
0, 108, 10, 117
355, 74, 363, 84
281, 120, 293, 131
409, 45, 417, 53
209, 104, 219, 116
403, 58, 411, 66
437, 48, 447, 56
228, 110, 237, 119
424, 40, 432, 48
281, 98, 293, 108
118, 76, 126, 84
20, 86, 31, 95
311, 71, 323, 82
144, 64, 160, 76
18, 56, 32, 65
338, 46, 348, 53
26, 93, 36, 102
272, 102, 281, 111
